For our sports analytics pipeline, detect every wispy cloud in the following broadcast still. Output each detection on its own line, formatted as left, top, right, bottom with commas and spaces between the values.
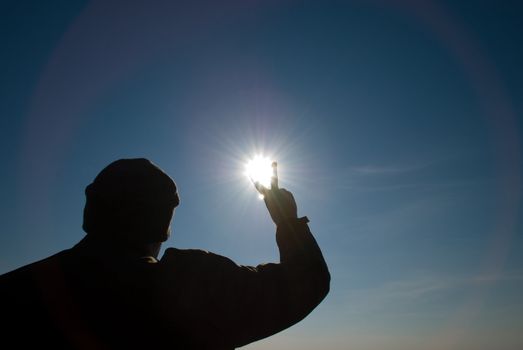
343, 276, 452, 316
342, 270, 523, 316
349, 155, 452, 176
333, 153, 490, 193
469, 271, 523, 284
340, 178, 487, 192
351, 163, 426, 175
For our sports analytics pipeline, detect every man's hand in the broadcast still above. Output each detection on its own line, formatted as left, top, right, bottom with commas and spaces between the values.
254, 162, 298, 225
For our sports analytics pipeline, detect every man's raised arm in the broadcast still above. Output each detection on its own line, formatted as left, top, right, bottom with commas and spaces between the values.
159, 163, 330, 348
223, 162, 330, 346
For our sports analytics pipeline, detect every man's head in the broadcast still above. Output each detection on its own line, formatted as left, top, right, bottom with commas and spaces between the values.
83, 158, 180, 245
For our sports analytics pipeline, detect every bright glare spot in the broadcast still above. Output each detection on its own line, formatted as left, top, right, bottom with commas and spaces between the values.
245, 155, 273, 189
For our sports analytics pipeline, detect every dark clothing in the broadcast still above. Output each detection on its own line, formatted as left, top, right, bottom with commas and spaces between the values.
0, 219, 329, 349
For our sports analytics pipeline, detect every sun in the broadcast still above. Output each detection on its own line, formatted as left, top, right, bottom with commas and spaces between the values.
245, 155, 273, 188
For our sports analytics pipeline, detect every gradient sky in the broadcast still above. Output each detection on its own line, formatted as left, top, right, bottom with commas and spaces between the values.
1, 1, 522, 349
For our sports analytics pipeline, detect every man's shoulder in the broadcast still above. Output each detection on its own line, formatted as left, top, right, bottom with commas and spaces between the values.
162, 247, 233, 263
163, 247, 211, 256
160, 247, 241, 273
0, 249, 71, 282
0, 249, 73, 313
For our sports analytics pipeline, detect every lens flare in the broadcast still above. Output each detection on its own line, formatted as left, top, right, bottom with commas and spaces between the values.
245, 155, 273, 188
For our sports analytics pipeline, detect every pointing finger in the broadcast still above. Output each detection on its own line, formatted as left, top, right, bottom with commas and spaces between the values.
271, 161, 279, 190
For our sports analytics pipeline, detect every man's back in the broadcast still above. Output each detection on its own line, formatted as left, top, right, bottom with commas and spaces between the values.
1, 244, 167, 349
1, 224, 329, 349
0, 158, 330, 349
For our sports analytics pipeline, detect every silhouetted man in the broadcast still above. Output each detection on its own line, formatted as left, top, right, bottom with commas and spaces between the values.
0, 158, 330, 349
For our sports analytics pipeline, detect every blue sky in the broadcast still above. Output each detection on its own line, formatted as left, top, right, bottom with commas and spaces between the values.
1, 1, 522, 349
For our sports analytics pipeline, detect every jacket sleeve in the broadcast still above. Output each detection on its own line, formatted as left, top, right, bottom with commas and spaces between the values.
160, 217, 330, 348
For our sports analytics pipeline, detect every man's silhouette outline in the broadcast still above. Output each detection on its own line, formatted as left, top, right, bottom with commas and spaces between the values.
0, 158, 330, 349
